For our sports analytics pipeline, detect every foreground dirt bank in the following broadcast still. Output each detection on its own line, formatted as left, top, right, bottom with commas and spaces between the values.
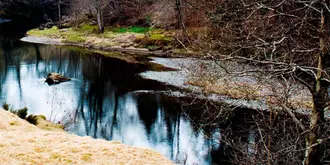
0, 110, 173, 165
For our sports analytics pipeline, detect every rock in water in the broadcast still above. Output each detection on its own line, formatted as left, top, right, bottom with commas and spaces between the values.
45, 72, 71, 85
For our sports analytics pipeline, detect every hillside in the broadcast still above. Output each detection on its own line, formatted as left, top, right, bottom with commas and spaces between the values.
0, 110, 173, 165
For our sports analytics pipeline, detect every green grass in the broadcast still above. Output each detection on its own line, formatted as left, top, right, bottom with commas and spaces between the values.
27, 26, 60, 37
27, 24, 174, 50
28, 26, 88, 43
99, 32, 115, 38
130, 26, 150, 33
27, 25, 165, 41
111, 26, 151, 33
73, 24, 98, 34
65, 35, 86, 43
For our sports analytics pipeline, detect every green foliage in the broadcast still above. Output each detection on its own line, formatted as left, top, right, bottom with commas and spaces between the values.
2, 102, 10, 111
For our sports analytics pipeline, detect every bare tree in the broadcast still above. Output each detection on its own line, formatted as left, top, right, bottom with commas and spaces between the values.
194, 0, 330, 164
175, 0, 189, 41
95, 0, 104, 33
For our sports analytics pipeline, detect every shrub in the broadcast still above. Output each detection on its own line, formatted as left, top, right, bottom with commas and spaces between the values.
2, 102, 10, 111
26, 115, 38, 125
15, 107, 28, 119
26, 115, 47, 125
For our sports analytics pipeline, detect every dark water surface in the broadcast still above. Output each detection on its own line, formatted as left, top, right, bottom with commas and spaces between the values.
0, 29, 222, 164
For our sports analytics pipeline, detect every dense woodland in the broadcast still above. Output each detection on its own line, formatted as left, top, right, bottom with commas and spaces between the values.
1, 0, 330, 165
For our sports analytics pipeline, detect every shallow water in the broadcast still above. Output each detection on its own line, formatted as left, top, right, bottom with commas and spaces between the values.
0, 33, 223, 164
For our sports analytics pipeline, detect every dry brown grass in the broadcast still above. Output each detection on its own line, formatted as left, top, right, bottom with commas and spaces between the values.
0, 110, 173, 165
188, 79, 260, 100
187, 76, 313, 110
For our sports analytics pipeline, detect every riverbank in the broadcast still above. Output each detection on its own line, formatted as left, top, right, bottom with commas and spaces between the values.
0, 109, 173, 165
23, 25, 191, 58
140, 57, 323, 117
22, 26, 319, 116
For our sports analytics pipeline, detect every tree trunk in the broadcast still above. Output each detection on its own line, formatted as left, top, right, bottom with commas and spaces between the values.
58, 0, 61, 28
96, 0, 104, 33
175, 0, 189, 42
303, 2, 329, 164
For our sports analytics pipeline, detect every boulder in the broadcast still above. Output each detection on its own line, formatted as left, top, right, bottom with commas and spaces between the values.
45, 72, 71, 85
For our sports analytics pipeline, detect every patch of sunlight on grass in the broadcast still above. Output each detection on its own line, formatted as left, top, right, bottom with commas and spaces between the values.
27, 26, 59, 37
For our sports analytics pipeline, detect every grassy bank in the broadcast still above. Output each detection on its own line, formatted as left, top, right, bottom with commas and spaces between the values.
27, 25, 176, 52
0, 109, 173, 165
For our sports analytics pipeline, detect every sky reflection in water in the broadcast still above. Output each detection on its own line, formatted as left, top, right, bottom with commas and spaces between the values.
0, 39, 221, 164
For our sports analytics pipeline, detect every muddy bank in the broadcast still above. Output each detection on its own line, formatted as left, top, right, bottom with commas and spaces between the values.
0, 109, 173, 165
140, 58, 269, 110
139, 57, 330, 117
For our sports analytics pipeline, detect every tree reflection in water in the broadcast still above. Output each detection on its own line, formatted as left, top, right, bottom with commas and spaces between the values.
0, 37, 222, 164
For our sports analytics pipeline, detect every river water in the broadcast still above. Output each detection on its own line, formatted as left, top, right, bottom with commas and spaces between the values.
0, 24, 224, 164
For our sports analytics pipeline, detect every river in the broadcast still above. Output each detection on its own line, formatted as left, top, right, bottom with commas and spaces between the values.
0, 23, 227, 165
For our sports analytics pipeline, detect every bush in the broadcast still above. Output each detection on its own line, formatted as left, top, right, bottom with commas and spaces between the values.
15, 107, 28, 119
26, 115, 47, 125
2, 102, 10, 111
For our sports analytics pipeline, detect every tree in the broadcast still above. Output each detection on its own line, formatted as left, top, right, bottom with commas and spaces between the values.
95, 0, 104, 33
175, 0, 189, 41
205, 1, 330, 164
304, 2, 330, 164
